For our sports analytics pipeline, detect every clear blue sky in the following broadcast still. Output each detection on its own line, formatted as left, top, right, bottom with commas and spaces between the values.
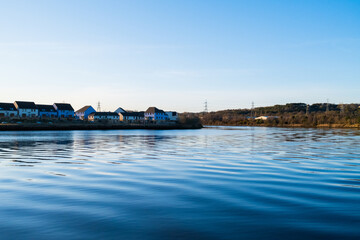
0, 0, 359, 112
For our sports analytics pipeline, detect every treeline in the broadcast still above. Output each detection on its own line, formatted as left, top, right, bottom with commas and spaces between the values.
181, 103, 360, 128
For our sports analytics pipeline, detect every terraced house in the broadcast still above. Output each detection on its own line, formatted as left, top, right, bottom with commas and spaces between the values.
14, 101, 38, 118
119, 112, 145, 122
0, 102, 18, 118
53, 103, 74, 119
75, 105, 96, 120
145, 107, 169, 121
36, 104, 58, 119
88, 112, 119, 122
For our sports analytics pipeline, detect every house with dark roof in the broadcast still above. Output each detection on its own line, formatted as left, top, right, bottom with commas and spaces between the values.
145, 107, 169, 121
14, 101, 38, 118
53, 103, 74, 119
88, 112, 119, 122
75, 105, 96, 120
0, 102, 18, 118
36, 104, 57, 119
119, 111, 144, 122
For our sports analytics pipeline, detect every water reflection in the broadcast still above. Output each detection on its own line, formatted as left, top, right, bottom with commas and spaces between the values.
0, 132, 75, 167
0, 128, 359, 239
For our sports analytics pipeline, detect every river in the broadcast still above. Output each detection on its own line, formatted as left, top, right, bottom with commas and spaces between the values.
0, 127, 359, 239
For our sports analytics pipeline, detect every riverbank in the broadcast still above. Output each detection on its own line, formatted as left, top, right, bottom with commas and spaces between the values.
0, 122, 202, 131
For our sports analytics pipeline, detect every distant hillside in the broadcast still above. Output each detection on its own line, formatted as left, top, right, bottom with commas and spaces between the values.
181, 103, 360, 128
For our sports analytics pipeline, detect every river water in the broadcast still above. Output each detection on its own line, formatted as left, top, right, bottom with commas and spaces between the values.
0, 127, 359, 239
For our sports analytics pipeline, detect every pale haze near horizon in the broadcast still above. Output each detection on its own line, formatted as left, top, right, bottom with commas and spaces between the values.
0, 0, 359, 112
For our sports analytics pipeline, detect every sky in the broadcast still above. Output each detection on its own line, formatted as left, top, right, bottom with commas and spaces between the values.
0, 0, 359, 112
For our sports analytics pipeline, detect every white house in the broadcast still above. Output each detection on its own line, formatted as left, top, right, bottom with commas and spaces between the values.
145, 107, 169, 121
0, 102, 18, 118
88, 112, 119, 122
53, 103, 74, 119
36, 104, 57, 119
165, 111, 179, 121
75, 105, 96, 120
14, 101, 38, 118
255, 116, 278, 120
119, 112, 144, 122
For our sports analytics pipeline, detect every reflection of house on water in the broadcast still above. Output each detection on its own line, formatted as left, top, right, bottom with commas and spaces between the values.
0, 131, 180, 167
0, 132, 75, 166
73, 132, 98, 150
112, 134, 171, 149
143, 135, 173, 150
117, 134, 174, 160
72, 133, 172, 155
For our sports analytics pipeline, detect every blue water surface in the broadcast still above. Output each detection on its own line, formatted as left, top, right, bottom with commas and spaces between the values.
0, 127, 359, 239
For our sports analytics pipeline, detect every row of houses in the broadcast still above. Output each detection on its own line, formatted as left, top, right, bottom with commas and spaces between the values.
0, 101, 178, 122
75, 105, 178, 122
0, 101, 74, 119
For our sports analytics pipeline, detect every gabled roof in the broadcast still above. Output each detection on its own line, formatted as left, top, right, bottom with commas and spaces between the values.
89, 112, 119, 117
36, 104, 56, 112
14, 101, 37, 109
0, 102, 17, 111
54, 103, 74, 111
145, 107, 165, 114
114, 107, 126, 113
76, 105, 94, 113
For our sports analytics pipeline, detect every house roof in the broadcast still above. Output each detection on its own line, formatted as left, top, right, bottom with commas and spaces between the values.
36, 104, 56, 112
89, 112, 119, 117
114, 107, 127, 113
54, 103, 74, 111
145, 107, 165, 114
0, 102, 17, 111
121, 112, 144, 117
76, 105, 94, 113
14, 101, 37, 109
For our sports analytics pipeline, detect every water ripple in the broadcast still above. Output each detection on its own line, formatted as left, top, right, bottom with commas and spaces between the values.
0, 128, 359, 239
